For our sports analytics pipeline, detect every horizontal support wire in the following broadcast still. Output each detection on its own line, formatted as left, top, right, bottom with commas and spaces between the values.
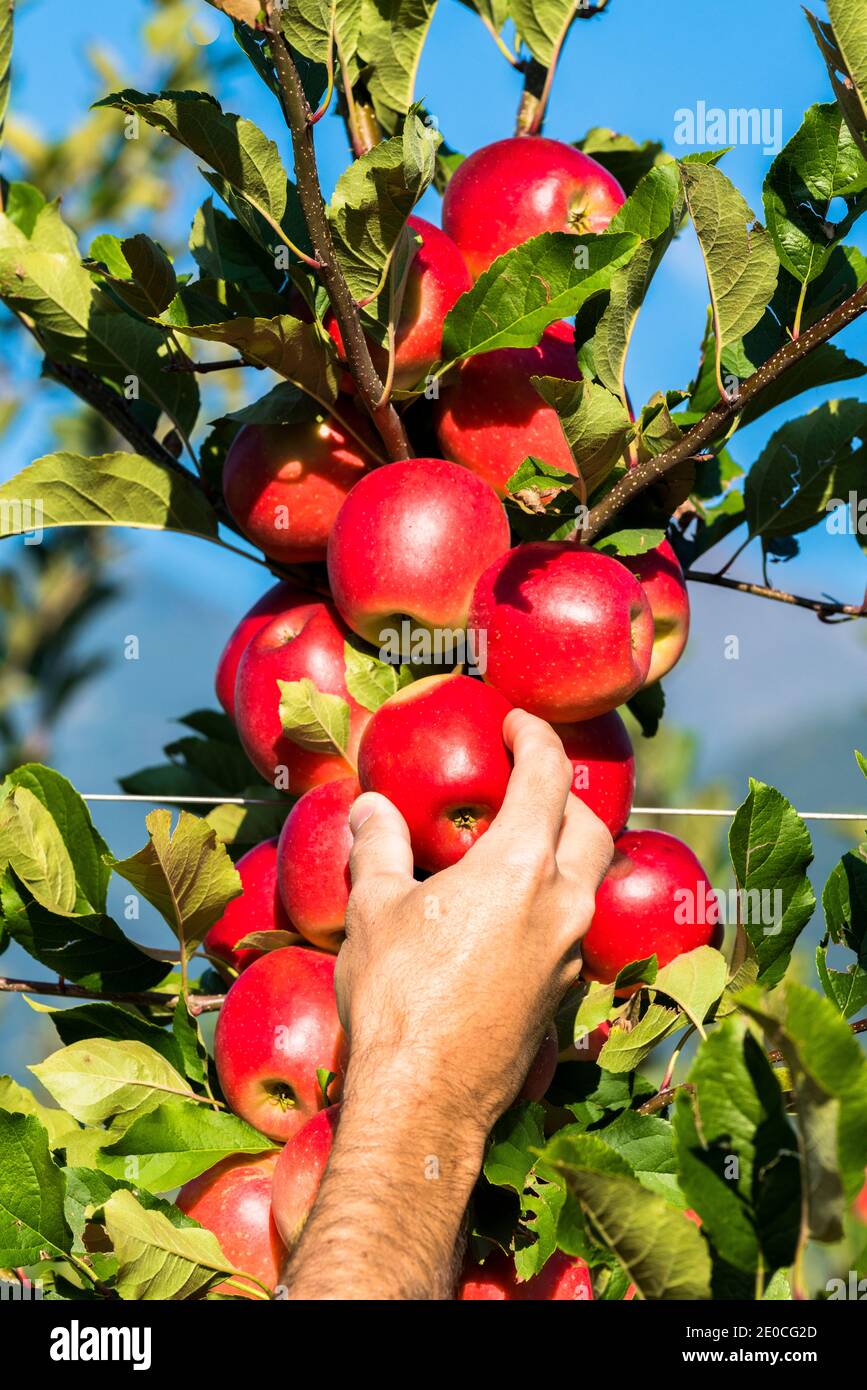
77, 794, 867, 821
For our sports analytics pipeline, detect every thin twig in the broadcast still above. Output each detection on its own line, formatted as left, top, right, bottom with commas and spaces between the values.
264, 2, 410, 461
163, 357, 254, 375
686, 570, 867, 621
0, 975, 224, 1016
581, 282, 867, 541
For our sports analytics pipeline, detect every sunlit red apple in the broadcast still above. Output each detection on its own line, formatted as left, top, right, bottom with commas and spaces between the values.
557, 710, 635, 836
175, 1151, 285, 1298
276, 778, 358, 953
204, 836, 292, 977
619, 539, 690, 684
271, 1104, 340, 1250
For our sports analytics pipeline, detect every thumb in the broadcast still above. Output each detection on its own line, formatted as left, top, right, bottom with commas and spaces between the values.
348, 791, 414, 888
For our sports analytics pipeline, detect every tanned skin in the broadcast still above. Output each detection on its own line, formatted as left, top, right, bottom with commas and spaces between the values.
283, 709, 614, 1300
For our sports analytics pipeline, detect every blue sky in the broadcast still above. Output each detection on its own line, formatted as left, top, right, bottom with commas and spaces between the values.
0, 1, 865, 1077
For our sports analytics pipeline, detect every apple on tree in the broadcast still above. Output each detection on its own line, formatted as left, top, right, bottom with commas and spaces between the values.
271, 1104, 341, 1250
175, 1151, 286, 1298
557, 710, 635, 836
215, 580, 312, 720
222, 409, 376, 565
434, 321, 582, 496
581, 829, 722, 985
325, 215, 471, 391
214, 946, 348, 1142
619, 539, 690, 684
326, 455, 510, 650
458, 1250, 594, 1300
357, 672, 513, 871
469, 541, 654, 722
233, 593, 370, 793
276, 777, 358, 953
204, 836, 293, 977
441, 136, 625, 278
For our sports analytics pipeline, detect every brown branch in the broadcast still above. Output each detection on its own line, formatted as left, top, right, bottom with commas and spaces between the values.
164, 357, 255, 375
766, 1016, 867, 1065
0, 974, 224, 1016
515, 0, 610, 136
686, 570, 867, 621
263, 3, 410, 461
582, 281, 867, 542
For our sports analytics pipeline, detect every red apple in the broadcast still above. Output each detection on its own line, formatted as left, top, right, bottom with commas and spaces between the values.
469, 542, 654, 722
581, 829, 721, 985
214, 946, 348, 1142
276, 778, 358, 953
458, 1251, 594, 1300
325, 216, 471, 391
561, 1020, 610, 1062
854, 1172, 867, 1223
234, 595, 370, 794
619, 539, 690, 684
458, 1251, 519, 1300
175, 1151, 285, 1297
327, 457, 510, 649
222, 411, 376, 565
215, 581, 310, 720
357, 673, 513, 871
271, 1104, 340, 1250
442, 136, 625, 279
519, 1025, 559, 1102
204, 836, 292, 977
556, 710, 635, 836
435, 322, 581, 496
521, 1251, 594, 1300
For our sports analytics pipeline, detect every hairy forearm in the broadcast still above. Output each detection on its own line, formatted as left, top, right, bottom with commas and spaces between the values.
283, 1050, 487, 1300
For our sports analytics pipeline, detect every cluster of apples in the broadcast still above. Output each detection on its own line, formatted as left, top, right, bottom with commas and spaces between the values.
179, 136, 722, 1299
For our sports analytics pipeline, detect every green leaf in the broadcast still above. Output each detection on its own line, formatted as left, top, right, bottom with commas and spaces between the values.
31, 1040, 196, 1128
112, 809, 242, 956
189, 197, 283, 291
511, 0, 580, 66
172, 999, 209, 1087
627, 681, 665, 738
96, 89, 291, 236
328, 113, 438, 303
816, 943, 867, 1019
63, 1165, 198, 1252
679, 161, 779, 388
48, 1003, 183, 1070
652, 946, 728, 1034
597, 1004, 682, 1074
175, 314, 339, 404
0, 875, 169, 993
598, 1111, 682, 1203
581, 162, 683, 401
0, 1112, 71, 1266
442, 230, 640, 362
359, 0, 438, 122
737, 981, 867, 1236
0, 786, 77, 915
343, 637, 411, 712
763, 103, 867, 286
673, 1019, 800, 1284
89, 233, 179, 316
103, 1187, 255, 1300
728, 780, 815, 987
3, 764, 111, 914
0, 451, 218, 542
98, 1100, 276, 1193
805, 4, 867, 159
822, 848, 867, 961
577, 128, 667, 199
594, 527, 665, 557
744, 400, 867, 540
484, 1101, 546, 1194
0, 1075, 78, 1148
278, 677, 350, 757
538, 1131, 712, 1299
0, 202, 198, 438
530, 376, 632, 494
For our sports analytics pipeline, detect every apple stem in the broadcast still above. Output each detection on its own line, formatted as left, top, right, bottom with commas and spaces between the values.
263, 3, 412, 463
581, 281, 867, 542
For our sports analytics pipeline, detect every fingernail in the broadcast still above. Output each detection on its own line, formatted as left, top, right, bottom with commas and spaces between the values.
349, 796, 376, 834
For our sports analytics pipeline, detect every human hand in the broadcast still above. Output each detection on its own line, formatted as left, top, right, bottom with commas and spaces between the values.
335, 707, 614, 1137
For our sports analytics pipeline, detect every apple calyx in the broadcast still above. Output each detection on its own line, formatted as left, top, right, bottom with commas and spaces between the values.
265, 1080, 299, 1111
